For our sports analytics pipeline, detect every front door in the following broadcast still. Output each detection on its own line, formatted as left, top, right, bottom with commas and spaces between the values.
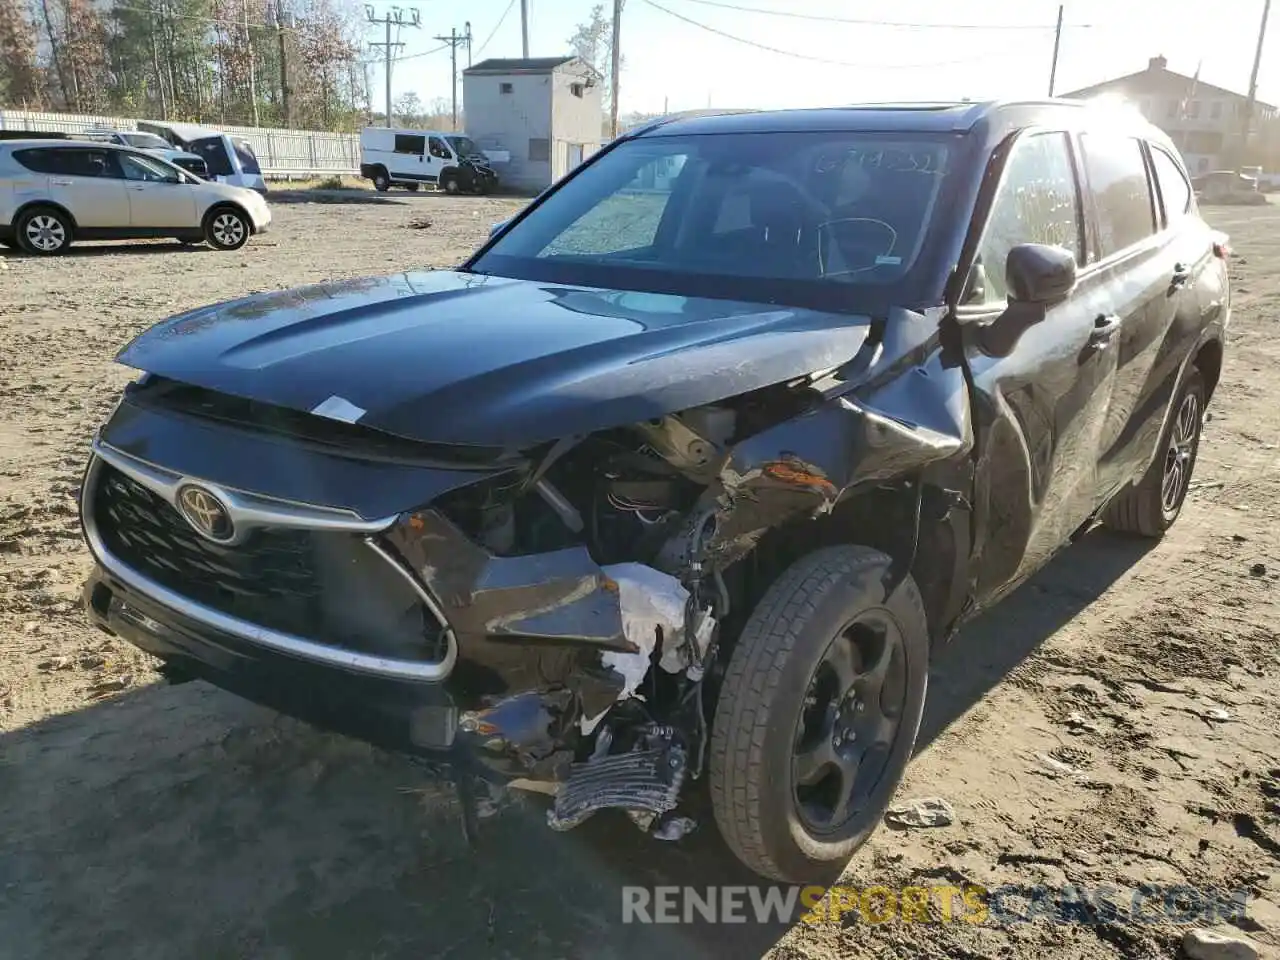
45, 147, 129, 228
958, 130, 1122, 605
118, 152, 197, 228
427, 136, 452, 183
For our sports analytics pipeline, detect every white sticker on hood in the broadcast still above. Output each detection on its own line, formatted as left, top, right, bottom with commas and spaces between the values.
311, 395, 366, 423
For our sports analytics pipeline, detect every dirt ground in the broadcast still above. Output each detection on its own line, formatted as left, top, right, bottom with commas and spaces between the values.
1, 193, 1277, 960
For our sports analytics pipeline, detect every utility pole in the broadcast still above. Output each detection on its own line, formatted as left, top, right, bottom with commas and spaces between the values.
610, 0, 623, 138
435, 24, 472, 130
1047, 3, 1063, 97
276, 0, 291, 127
1239, 0, 1273, 169
367, 5, 420, 127
520, 0, 529, 57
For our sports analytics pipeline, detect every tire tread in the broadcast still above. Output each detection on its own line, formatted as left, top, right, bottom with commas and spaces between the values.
708, 545, 925, 881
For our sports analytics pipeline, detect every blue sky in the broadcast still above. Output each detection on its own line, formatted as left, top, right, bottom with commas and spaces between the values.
373, 0, 1279, 116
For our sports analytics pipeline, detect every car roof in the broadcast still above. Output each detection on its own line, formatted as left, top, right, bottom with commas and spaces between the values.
629, 99, 1170, 145
0, 138, 135, 151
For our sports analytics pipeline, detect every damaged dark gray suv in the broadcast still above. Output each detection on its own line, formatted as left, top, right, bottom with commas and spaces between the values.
80, 101, 1230, 882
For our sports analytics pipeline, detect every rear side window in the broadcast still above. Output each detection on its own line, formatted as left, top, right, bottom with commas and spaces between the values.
394, 134, 425, 155
13, 147, 115, 177
233, 140, 261, 174
190, 137, 233, 176
12, 148, 60, 173
1079, 133, 1156, 257
1149, 146, 1193, 224
965, 132, 1081, 306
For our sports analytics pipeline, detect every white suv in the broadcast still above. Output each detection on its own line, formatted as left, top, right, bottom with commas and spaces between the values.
0, 140, 271, 255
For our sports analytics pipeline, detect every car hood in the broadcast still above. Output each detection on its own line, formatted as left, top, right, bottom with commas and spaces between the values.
149, 147, 201, 162
116, 271, 873, 447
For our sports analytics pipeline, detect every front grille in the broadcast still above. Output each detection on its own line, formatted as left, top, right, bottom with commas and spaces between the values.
92, 462, 449, 661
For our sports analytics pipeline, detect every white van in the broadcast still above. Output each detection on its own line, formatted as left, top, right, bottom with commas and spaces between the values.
359, 127, 498, 195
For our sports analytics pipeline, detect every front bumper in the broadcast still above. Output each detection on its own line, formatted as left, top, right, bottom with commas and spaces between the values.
77, 427, 633, 780
83, 564, 464, 759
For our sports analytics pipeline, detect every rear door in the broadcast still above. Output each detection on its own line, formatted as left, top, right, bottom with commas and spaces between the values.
118, 151, 197, 228
44, 147, 129, 228
959, 130, 1122, 604
1098, 142, 1217, 494
1075, 132, 1186, 504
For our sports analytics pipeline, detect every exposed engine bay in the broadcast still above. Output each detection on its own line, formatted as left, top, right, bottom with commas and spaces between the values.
429, 387, 818, 839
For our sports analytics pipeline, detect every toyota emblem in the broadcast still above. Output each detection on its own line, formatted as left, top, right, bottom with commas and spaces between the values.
176, 484, 234, 541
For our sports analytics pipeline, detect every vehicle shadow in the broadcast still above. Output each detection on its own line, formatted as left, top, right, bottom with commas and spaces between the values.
0, 241, 211, 258
0, 528, 1152, 960
266, 189, 408, 205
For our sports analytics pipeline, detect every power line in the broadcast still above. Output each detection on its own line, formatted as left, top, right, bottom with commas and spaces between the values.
389, 41, 452, 63
476, 0, 518, 58
664, 0, 1093, 30
639, 0, 1026, 69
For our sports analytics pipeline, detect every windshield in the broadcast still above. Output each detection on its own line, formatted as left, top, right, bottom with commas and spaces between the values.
123, 132, 173, 150
472, 131, 948, 307
447, 136, 480, 157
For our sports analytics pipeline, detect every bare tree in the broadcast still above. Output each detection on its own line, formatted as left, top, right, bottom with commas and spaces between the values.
0, 0, 42, 105
567, 2, 618, 113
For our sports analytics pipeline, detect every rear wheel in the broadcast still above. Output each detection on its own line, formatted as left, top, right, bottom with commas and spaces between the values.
16, 207, 72, 255
203, 206, 251, 251
1103, 369, 1206, 537
709, 545, 929, 882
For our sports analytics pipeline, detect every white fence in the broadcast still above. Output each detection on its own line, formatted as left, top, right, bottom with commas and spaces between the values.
0, 108, 360, 178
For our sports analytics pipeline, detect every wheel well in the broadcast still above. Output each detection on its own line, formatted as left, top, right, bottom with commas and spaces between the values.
720, 483, 961, 648
13, 200, 77, 231
1193, 339, 1223, 403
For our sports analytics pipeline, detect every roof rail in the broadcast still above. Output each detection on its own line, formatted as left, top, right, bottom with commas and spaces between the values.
623, 107, 761, 138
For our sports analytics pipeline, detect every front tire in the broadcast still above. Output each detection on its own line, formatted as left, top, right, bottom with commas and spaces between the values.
442, 173, 461, 195
709, 545, 929, 883
373, 169, 391, 192
203, 206, 251, 251
1103, 369, 1206, 537
16, 206, 72, 255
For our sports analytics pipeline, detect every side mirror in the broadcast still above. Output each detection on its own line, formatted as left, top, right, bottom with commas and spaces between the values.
977, 244, 1077, 359
489, 219, 510, 237
1006, 242, 1076, 304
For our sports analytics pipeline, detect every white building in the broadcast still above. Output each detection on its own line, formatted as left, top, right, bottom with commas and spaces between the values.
462, 56, 604, 192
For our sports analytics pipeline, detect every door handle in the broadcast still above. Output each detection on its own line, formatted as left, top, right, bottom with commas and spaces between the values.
1171, 262, 1192, 287
127, 185, 146, 191
1088, 314, 1121, 347
50, 178, 73, 186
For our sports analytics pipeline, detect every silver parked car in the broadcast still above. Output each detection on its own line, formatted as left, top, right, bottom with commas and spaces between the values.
0, 140, 272, 255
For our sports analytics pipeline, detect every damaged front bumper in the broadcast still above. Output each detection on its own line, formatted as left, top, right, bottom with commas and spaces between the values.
79, 439, 704, 791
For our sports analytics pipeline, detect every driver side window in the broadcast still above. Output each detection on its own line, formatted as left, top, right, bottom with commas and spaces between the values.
965, 132, 1082, 306
119, 153, 180, 183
